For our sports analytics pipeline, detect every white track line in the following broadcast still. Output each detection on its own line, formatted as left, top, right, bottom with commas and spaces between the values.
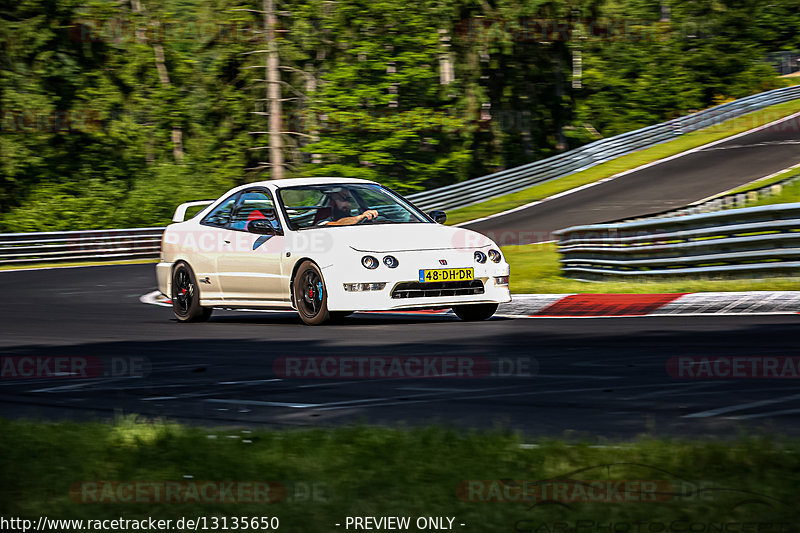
0, 262, 154, 273
690, 161, 800, 205
28, 377, 137, 393
682, 393, 800, 418
620, 382, 724, 401
217, 379, 282, 385
139, 290, 171, 307
141, 396, 179, 401
309, 382, 694, 412
138, 290, 800, 318
204, 399, 319, 409
726, 407, 800, 420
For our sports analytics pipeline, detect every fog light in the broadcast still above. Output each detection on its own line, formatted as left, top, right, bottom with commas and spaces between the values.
344, 282, 387, 292
494, 276, 509, 286
474, 251, 487, 263
488, 249, 502, 263
383, 255, 399, 268
361, 255, 379, 269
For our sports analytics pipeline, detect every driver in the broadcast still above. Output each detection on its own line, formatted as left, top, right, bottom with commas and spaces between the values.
318, 189, 378, 226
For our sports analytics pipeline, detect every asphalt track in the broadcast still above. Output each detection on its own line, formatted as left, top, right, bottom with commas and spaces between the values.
465, 112, 800, 243
2, 264, 800, 439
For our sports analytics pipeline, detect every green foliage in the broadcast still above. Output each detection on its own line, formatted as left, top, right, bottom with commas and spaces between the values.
0, 0, 796, 231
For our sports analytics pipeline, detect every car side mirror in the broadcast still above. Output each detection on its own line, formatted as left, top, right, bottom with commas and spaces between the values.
429, 210, 447, 224
247, 219, 277, 235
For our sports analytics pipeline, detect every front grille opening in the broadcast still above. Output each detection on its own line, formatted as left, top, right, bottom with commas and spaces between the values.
391, 280, 485, 299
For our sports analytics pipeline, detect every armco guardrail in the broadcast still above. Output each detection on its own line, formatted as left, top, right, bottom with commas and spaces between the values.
0, 227, 165, 266
407, 85, 800, 212
554, 203, 800, 280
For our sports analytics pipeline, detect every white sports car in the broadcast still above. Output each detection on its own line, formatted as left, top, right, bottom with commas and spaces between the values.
156, 177, 511, 325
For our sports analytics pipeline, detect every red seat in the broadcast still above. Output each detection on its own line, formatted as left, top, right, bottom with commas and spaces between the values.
246, 209, 267, 222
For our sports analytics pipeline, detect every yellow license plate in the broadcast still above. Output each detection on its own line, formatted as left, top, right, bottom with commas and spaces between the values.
418, 268, 474, 283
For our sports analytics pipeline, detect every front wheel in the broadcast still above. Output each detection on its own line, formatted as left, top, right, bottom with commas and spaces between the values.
452, 303, 498, 322
292, 261, 331, 325
172, 262, 213, 322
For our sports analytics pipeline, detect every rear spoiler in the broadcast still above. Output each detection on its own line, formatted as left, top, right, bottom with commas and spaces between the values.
172, 200, 215, 222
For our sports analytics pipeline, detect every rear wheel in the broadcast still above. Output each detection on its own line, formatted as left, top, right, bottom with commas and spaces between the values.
293, 261, 331, 325
452, 303, 497, 322
172, 262, 213, 322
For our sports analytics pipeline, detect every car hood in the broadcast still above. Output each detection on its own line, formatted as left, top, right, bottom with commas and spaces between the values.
316, 223, 496, 253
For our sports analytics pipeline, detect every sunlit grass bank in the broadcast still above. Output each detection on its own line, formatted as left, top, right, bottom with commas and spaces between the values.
0, 418, 796, 531
502, 242, 800, 293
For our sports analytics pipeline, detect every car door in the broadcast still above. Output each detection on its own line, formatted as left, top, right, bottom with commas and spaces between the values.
189, 193, 239, 301
217, 188, 288, 302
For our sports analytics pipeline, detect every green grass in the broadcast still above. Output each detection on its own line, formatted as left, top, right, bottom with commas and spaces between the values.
780, 73, 800, 85
446, 98, 800, 226
744, 178, 800, 208
503, 242, 800, 293
724, 168, 800, 195
0, 418, 797, 531
0, 258, 157, 271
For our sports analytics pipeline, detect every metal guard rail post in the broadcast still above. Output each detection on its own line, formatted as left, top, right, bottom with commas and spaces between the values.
0, 227, 166, 265
554, 203, 800, 280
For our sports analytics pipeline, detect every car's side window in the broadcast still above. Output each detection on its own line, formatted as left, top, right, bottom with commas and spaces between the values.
354, 186, 418, 222
229, 190, 282, 232
201, 195, 237, 228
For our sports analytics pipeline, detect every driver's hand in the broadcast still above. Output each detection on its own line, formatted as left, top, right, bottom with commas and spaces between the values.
360, 210, 378, 221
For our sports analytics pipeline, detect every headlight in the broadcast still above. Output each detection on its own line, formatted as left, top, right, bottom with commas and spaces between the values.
361, 255, 379, 269
488, 249, 502, 263
383, 255, 399, 268
474, 251, 487, 263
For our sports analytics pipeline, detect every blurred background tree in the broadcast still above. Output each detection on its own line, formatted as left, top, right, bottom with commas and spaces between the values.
0, 0, 796, 230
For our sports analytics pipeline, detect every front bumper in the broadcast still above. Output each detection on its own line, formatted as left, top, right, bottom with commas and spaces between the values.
156, 261, 171, 297
327, 280, 510, 311
323, 250, 511, 311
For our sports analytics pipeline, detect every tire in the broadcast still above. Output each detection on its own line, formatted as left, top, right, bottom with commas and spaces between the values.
171, 262, 213, 322
292, 261, 331, 325
452, 303, 498, 322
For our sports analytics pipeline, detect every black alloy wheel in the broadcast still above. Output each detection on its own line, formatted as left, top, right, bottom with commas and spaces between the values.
293, 261, 331, 325
172, 262, 213, 322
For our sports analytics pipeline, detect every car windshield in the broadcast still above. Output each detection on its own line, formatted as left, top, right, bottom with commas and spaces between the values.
277, 183, 429, 230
